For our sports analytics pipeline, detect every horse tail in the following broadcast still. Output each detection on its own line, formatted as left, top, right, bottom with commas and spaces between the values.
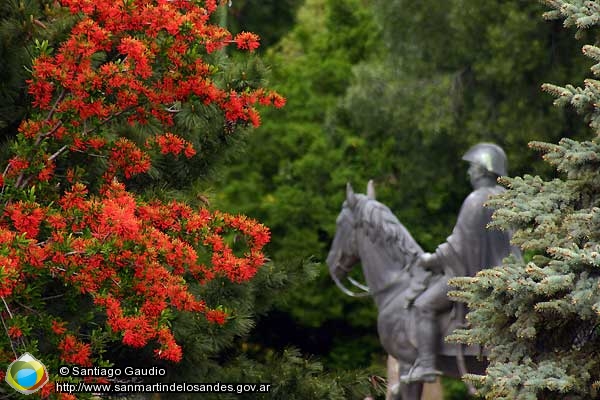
454, 302, 477, 396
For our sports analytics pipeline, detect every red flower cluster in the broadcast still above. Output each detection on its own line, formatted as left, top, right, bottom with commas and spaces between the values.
5, 202, 45, 239
58, 335, 92, 366
0, 0, 280, 382
7, 157, 29, 175
0, 254, 19, 297
7, 326, 22, 339
155, 133, 196, 158
9, 0, 285, 191
23, 0, 283, 134
205, 309, 227, 325
205, 211, 271, 282
107, 138, 152, 180
155, 328, 183, 362
234, 32, 260, 51
51, 320, 67, 335
0, 180, 270, 365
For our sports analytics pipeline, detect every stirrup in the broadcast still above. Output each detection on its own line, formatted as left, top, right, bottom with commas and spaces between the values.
399, 363, 441, 384
399, 365, 416, 384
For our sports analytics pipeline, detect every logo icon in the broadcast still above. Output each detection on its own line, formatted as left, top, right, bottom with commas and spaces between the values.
5, 353, 49, 395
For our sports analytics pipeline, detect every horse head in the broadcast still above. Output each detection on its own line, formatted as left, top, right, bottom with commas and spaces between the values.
326, 181, 376, 297
327, 180, 423, 299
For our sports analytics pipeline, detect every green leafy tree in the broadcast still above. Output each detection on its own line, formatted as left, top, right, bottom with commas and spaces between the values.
215, 0, 594, 382
214, 0, 385, 371
449, 1, 600, 398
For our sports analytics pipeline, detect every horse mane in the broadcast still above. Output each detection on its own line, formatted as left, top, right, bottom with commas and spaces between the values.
352, 194, 423, 265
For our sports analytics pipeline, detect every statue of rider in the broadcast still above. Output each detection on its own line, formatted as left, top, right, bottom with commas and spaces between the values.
400, 143, 521, 383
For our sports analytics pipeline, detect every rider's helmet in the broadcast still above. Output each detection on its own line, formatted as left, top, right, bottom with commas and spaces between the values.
462, 143, 507, 177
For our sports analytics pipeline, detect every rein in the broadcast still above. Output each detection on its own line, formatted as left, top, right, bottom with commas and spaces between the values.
334, 273, 407, 299
331, 273, 370, 298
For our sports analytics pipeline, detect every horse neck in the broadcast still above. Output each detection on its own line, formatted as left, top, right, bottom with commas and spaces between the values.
356, 232, 411, 308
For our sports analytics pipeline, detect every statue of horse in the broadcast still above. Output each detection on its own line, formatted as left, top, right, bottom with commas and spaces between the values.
326, 182, 485, 400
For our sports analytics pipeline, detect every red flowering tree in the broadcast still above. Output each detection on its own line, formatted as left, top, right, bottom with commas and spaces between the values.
0, 0, 284, 398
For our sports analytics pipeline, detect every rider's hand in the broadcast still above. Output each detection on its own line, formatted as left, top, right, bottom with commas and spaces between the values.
417, 252, 441, 272
417, 252, 433, 268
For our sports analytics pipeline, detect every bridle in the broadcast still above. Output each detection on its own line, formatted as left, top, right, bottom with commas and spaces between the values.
331, 260, 413, 299
330, 199, 404, 298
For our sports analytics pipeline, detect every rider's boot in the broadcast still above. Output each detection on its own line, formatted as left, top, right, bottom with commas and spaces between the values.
400, 311, 442, 383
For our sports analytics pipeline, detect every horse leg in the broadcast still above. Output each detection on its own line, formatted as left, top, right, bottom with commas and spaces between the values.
386, 355, 400, 400
396, 363, 424, 400
399, 381, 423, 400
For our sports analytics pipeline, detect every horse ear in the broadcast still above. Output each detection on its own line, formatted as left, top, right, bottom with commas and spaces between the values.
367, 179, 376, 200
346, 182, 357, 208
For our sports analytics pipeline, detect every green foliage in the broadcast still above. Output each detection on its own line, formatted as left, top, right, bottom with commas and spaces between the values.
442, 376, 472, 400
226, 0, 303, 49
215, 0, 595, 380
448, 1, 600, 398
205, 348, 374, 400
359, 0, 592, 179
213, 0, 386, 372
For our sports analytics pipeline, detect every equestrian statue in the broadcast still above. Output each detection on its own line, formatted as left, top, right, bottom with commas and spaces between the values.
326, 143, 521, 400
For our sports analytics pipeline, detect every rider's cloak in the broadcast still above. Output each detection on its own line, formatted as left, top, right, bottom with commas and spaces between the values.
434, 185, 520, 278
